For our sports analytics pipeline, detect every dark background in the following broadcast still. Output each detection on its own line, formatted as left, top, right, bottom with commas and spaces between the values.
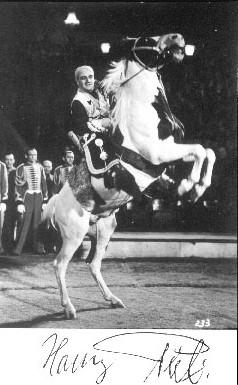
0, 2, 237, 232
0, 2, 237, 159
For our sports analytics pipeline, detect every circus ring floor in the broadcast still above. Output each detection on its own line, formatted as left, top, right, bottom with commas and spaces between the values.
0, 232, 236, 329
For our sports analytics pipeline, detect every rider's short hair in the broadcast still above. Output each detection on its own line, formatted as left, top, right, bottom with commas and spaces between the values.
75, 65, 94, 84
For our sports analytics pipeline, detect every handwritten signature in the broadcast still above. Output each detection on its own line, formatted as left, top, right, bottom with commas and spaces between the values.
42, 331, 210, 384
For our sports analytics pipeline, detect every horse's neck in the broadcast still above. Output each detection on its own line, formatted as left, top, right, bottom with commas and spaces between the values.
111, 61, 161, 152
124, 61, 159, 102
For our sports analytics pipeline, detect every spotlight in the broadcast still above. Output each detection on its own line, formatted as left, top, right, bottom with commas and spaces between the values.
64, 11, 80, 25
101, 42, 111, 54
185, 44, 195, 56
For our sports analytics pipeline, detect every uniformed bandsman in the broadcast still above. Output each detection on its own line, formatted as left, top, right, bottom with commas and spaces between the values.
2, 153, 17, 253
13, 147, 48, 255
53, 148, 74, 193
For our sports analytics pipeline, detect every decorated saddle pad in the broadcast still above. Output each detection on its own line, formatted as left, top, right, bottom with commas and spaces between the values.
82, 133, 120, 176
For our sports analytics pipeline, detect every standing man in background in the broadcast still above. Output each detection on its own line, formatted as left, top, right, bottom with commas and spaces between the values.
2, 153, 17, 253
43, 160, 54, 199
13, 147, 48, 255
53, 148, 74, 193
0, 161, 8, 254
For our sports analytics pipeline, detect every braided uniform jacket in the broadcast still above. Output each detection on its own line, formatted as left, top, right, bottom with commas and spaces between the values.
70, 86, 111, 137
72, 88, 109, 120
53, 165, 74, 193
15, 162, 48, 203
0, 161, 8, 203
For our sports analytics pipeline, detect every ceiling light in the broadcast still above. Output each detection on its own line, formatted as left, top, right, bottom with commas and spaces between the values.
101, 42, 111, 54
185, 44, 195, 56
64, 11, 80, 25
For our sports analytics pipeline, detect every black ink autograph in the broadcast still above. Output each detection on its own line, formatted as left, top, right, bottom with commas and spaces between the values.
42, 332, 210, 384
42, 333, 113, 384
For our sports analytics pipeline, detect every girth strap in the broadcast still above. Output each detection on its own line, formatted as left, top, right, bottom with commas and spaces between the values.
114, 142, 167, 178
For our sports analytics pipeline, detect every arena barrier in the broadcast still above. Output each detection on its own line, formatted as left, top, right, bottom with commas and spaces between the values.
82, 232, 237, 259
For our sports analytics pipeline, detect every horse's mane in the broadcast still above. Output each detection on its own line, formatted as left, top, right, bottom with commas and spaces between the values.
101, 60, 128, 134
102, 58, 162, 138
102, 60, 126, 94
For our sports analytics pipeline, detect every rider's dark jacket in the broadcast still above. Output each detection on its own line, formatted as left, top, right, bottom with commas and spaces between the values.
70, 82, 111, 137
68, 83, 142, 200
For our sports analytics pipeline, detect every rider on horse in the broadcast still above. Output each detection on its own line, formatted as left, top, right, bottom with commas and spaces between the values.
67, 65, 141, 201
70, 65, 112, 139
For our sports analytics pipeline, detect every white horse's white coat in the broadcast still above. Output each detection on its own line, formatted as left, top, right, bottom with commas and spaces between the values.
103, 58, 216, 197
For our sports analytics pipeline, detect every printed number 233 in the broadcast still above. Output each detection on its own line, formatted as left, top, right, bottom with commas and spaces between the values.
195, 319, 210, 328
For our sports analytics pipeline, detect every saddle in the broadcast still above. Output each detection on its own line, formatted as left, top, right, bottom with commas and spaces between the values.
80, 133, 142, 201
81, 132, 120, 176
70, 132, 177, 210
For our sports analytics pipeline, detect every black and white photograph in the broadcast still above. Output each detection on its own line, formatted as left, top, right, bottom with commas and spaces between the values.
0, 2, 237, 384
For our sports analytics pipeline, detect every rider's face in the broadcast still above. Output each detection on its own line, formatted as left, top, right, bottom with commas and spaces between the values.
77, 69, 95, 92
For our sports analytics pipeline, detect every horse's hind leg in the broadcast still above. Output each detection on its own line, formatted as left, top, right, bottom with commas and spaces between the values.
54, 214, 90, 319
87, 213, 126, 308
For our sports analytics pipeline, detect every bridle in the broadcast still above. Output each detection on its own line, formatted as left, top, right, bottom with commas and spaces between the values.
120, 36, 185, 87
120, 37, 165, 87
131, 36, 164, 71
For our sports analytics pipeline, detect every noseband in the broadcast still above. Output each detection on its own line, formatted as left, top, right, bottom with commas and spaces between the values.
120, 36, 185, 87
132, 37, 164, 71
120, 37, 167, 87
119, 38, 159, 87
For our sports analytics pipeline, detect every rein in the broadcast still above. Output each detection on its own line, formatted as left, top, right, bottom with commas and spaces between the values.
119, 57, 180, 134
120, 66, 145, 87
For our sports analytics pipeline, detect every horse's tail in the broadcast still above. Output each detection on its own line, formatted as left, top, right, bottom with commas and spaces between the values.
37, 194, 59, 245
41, 194, 58, 223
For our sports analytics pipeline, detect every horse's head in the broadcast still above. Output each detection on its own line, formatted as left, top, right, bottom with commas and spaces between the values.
128, 33, 185, 70
103, 32, 186, 139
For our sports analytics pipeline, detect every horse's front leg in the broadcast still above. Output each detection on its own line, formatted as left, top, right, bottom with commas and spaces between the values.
177, 144, 207, 196
54, 241, 79, 319
190, 148, 216, 202
87, 213, 126, 308
139, 138, 207, 196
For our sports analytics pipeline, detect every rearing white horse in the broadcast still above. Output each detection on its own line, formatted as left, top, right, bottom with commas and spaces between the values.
42, 33, 216, 319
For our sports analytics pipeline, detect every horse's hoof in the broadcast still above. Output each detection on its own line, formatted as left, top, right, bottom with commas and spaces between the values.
65, 308, 77, 320
190, 184, 206, 203
178, 179, 194, 196
111, 300, 126, 309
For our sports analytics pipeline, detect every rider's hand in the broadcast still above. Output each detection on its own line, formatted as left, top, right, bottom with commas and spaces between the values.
101, 118, 112, 130
87, 120, 102, 133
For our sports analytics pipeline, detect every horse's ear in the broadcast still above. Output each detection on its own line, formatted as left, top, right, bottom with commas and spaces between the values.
116, 37, 135, 59
151, 36, 161, 44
